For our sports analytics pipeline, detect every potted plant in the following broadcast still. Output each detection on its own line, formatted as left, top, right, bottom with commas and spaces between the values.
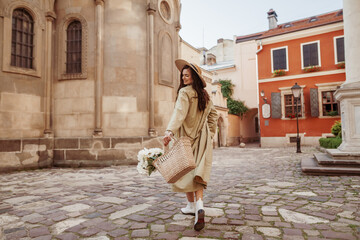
273, 69, 286, 77
303, 65, 321, 73
336, 62, 345, 69
326, 110, 339, 116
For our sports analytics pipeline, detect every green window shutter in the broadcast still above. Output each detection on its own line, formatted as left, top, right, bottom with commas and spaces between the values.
310, 88, 319, 117
271, 92, 281, 119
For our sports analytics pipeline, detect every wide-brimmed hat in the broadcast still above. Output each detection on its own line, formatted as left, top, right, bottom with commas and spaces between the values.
175, 59, 206, 88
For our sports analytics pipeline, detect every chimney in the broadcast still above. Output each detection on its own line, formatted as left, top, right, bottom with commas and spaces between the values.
206, 53, 216, 66
267, 9, 278, 29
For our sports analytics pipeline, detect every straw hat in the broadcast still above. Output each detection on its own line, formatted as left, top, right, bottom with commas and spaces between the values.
175, 59, 206, 88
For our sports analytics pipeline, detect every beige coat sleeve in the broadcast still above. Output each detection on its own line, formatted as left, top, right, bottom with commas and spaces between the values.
166, 89, 190, 134
207, 102, 218, 138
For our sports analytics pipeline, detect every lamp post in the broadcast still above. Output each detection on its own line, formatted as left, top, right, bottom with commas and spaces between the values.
291, 83, 301, 153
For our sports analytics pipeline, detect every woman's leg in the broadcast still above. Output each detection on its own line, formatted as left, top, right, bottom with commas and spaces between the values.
181, 192, 195, 215
186, 192, 195, 202
194, 188, 205, 231
194, 189, 203, 201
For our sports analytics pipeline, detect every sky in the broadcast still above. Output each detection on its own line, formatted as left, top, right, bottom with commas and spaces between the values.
179, 0, 343, 50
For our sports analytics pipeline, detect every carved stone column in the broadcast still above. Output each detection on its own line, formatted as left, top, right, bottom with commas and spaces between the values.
94, 0, 105, 136
44, 12, 56, 137
147, 3, 157, 137
334, 0, 360, 152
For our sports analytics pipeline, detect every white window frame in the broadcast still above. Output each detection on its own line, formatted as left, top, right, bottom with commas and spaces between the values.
271, 46, 289, 72
333, 35, 345, 64
315, 82, 343, 118
300, 40, 321, 69
279, 85, 306, 120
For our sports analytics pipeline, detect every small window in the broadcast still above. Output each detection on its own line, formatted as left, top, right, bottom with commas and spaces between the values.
322, 91, 339, 116
309, 17, 318, 23
66, 21, 82, 74
289, 137, 297, 143
11, 8, 34, 69
283, 23, 292, 28
335, 37, 345, 63
272, 47, 287, 71
302, 42, 320, 68
285, 94, 302, 118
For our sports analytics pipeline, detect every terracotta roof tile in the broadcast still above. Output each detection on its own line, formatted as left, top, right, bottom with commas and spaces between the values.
236, 32, 265, 43
259, 9, 343, 39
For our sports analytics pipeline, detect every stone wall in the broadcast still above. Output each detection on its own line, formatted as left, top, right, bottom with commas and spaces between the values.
0, 136, 163, 172
53, 136, 163, 167
0, 0, 181, 172
0, 138, 53, 172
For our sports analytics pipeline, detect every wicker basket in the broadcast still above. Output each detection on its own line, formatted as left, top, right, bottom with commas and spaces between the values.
153, 136, 196, 183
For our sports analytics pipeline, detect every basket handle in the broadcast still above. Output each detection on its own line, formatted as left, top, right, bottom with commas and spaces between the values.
163, 135, 178, 152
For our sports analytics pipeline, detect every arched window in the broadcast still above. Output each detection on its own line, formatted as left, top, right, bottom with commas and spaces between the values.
11, 8, 34, 69
66, 21, 82, 74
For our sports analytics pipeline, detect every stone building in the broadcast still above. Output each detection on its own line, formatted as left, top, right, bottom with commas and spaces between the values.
202, 38, 260, 146
0, 0, 182, 171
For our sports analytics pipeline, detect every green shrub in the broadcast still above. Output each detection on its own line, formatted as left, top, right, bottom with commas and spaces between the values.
319, 137, 342, 149
219, 79, 249, 117
219, 80, 233, 99
227, 98, 248, 117
331, 120, 342, 137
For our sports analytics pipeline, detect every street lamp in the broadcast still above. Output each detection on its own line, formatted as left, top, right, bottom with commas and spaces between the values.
291, 83, 301, 153
260, 90, 268, 103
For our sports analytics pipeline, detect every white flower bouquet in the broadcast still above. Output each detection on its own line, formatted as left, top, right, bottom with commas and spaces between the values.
137, 148, 164, 176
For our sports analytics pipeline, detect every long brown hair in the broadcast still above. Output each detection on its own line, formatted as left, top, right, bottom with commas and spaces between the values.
177, 65, 210, 111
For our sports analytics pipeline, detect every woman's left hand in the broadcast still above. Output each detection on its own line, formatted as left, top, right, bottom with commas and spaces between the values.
163, 131, 173, 146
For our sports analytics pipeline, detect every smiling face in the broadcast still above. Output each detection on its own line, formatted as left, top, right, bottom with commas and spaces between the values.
182, 68, 193, 85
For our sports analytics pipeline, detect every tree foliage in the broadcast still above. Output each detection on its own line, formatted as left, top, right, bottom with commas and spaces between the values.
219, 79, 248, 117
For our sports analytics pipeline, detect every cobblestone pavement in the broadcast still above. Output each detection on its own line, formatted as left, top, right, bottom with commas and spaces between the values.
1, 146, 360, 240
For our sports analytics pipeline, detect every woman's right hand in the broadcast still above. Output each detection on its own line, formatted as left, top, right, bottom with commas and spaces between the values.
163, 130, 173, 146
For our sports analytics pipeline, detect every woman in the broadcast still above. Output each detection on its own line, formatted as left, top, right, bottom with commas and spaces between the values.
163, 59, 218, 231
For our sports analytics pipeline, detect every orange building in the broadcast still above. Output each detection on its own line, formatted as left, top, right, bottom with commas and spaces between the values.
257, 9, 345, 147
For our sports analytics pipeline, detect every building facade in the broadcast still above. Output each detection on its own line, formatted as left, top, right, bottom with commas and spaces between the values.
257, 9, 345, 147
202, 38, 260, 145
0, 0, 182, 171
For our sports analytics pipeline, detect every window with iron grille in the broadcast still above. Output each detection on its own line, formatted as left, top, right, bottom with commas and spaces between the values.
11, 8, 34, 69
284, 94, 302, 118
322, 91, 339, 116
302, 42, 319, 67
66, 21, 82, 74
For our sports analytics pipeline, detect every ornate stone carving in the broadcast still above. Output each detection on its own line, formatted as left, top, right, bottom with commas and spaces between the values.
147, 3, 156, 14
158, 0, 173, 24
3, 0, 45, 28
95, 0, 105, 6
45, 11, 56, 21
160, 1, 170, 20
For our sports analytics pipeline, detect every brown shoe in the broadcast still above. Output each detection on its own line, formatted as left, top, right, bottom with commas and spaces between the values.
194, 209, 205, 231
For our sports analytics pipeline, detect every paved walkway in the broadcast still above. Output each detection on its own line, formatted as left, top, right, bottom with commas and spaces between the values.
0, 146, 359, 240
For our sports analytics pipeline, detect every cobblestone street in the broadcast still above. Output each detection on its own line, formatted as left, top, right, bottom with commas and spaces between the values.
0, 146, 359, 240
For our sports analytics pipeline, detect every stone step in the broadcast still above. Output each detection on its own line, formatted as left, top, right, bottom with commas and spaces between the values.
314, 153, 360, 165
301, 157, 360, 175
326, 148, 360, 160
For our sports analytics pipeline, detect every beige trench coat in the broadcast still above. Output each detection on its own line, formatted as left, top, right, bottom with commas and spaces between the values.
166, 85, 218, 192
